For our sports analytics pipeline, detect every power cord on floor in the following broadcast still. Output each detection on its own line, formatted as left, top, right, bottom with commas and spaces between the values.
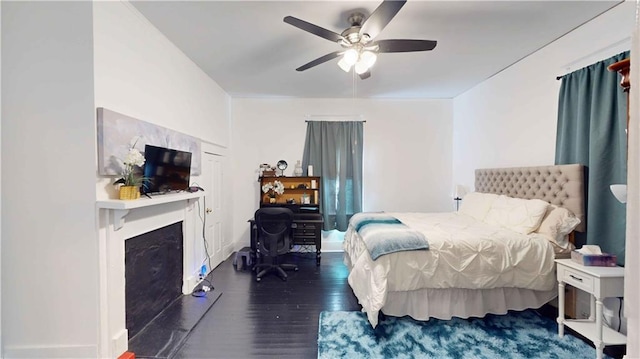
194, 188, 214, 289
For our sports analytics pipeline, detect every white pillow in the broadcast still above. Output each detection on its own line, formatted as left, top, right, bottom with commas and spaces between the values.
484, 195, 549, 234
459, 192, 500, 222
534, 205, 581, 248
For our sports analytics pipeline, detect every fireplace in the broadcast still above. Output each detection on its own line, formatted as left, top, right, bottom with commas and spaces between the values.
125, 222, 183, 338
97, 193, 205, 358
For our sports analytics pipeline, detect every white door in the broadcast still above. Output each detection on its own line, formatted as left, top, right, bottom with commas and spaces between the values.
202, 152, 225, 271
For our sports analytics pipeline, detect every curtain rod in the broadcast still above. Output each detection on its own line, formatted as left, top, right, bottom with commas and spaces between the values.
304, 114, 365, 122
556, 37, 631, 81
305, 120, 366, 123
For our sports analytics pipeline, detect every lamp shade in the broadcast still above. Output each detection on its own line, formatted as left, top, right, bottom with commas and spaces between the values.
360, 51, 377, 68
354, 61, 369, 74
610, 184, 627, 203
454, 184, 466, 199
337, 58, 352, 72
343, 49, 359, 66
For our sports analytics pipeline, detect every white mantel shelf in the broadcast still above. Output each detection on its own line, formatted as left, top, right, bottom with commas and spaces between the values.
97, 191, 205, 230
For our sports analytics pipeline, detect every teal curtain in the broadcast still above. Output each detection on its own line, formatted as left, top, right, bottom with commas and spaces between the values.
556, 51, 629, 265
302, 121, 363, 231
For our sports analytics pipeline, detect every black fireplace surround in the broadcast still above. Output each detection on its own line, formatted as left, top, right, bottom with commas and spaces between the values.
125, 222, 183, 338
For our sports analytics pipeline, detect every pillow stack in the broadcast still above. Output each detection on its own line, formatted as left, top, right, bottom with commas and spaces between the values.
459, 192, 581, 245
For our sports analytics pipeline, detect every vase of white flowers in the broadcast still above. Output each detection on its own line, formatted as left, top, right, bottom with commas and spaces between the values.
262, 180, 285, 204
114, 145, 146, 200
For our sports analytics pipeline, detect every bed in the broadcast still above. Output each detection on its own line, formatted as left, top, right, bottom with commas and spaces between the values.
343, 164, 585, 327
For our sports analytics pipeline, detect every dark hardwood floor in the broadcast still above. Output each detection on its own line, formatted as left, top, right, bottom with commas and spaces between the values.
172, 251, 360, 359
162, 251, 625, 359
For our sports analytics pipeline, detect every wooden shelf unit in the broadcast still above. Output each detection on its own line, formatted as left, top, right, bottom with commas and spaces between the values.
259, 176, 321, 206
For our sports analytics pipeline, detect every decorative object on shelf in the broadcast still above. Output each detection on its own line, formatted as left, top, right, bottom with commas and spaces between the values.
277, 160, 288, 176
259, 163, 270, 178
262, 180, 285, 203
294, 160, 303, 176
119, 186, 140, 200
114, 140, 147, 200
308, 165, 314, 176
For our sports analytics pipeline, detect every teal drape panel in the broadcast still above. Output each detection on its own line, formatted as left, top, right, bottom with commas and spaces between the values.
556, 51, 629, 265
302, 121, 363, 231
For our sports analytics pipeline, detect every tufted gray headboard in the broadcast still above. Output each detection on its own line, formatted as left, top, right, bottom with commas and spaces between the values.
475, 164, 585, 232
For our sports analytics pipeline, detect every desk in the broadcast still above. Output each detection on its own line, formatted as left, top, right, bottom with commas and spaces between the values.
555, 259, 625, 359
249, 213, 323, 266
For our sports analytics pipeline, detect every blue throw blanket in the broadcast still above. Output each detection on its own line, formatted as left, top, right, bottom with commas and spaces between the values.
350, 213, 429, 260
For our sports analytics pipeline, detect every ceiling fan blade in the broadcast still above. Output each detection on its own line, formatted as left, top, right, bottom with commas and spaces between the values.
358, 70, 371, 80
359, 0, 407, 40
375, 39, 437, 53
296, 51, 343, 72
284, 16, 345, 43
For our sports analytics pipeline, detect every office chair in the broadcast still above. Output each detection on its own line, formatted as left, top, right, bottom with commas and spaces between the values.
253, 207, 299, 282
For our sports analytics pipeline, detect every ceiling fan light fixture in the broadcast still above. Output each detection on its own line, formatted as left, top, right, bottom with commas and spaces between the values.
284, 0, 436, 79
354, 61, 369, 75
360, 51, 377, 68
337, 57, 352, 72
343, 49, 359, 66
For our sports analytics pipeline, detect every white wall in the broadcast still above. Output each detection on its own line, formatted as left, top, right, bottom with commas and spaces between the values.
93, 1, 231, 201
93, 3, 232, 354
231, 98, 453, 249
2, 2, 98, 357
93, 0, 232, 266
1, 2, 4, 355
624, 0, 640, 356
452, 1, 637, 191
0, 1, 231, 357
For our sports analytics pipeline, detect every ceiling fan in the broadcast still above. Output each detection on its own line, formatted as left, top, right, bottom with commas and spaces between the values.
283, 0, 437, 80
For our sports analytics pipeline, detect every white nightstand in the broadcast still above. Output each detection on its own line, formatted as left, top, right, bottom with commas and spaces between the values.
555, 259, 626, 359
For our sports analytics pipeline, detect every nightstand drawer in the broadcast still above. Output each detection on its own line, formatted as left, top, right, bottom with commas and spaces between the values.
561, 266, 594, 293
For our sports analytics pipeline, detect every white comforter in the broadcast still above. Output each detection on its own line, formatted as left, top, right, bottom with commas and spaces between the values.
344, 212, 556, 326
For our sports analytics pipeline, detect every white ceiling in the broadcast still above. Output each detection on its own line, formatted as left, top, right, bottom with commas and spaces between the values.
130, 1, 621, 99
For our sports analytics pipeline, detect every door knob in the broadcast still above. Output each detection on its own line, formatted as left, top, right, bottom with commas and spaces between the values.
205, 208, 212, 214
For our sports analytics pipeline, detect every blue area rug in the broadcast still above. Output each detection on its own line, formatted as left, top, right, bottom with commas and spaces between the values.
318, 310, 611, 359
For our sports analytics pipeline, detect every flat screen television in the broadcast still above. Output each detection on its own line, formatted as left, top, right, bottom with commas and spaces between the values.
142, 144, 192, 195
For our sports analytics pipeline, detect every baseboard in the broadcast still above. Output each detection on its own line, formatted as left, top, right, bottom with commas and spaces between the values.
184, 273, 202, 294
3, 344, 97, 358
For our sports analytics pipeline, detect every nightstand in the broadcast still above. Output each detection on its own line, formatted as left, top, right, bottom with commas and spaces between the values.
555, 259, 626, 359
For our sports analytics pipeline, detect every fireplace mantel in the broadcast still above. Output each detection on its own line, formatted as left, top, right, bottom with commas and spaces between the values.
97, 191, 205, 230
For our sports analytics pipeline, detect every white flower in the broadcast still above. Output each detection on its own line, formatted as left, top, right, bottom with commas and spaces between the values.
262, 180, 285, 196
272, 180, 285, 195
124, 148, 145, 167
262, 183, 274, 193
115, 145, 147, 187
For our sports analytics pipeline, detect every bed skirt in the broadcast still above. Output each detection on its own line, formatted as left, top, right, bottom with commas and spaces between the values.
377, 286, 558, 324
